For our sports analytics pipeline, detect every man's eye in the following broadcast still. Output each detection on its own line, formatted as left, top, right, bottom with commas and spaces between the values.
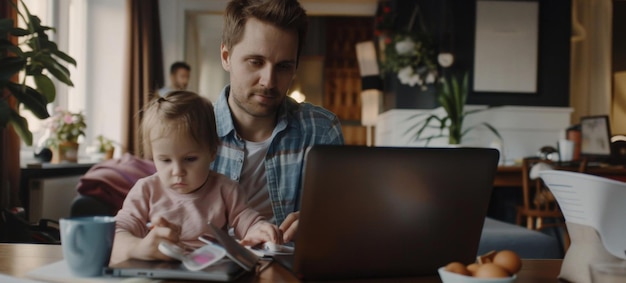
249, 59, 263, 67
185, 157, 198, 162
278, 63, 295, 72
160, 159, 171, 163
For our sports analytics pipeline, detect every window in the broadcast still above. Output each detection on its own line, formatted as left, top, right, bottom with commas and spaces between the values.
18, 0, 127, 161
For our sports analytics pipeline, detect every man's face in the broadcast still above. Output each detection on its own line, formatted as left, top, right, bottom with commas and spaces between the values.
220, 18, 298, 118
171, 68, 190, 90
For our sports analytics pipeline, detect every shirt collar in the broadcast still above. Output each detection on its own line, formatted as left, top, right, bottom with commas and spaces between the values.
215, 86, 236, 138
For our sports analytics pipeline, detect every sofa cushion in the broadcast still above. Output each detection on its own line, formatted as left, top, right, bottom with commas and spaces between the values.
75, 153, 155, 213
479, 217, 562, 259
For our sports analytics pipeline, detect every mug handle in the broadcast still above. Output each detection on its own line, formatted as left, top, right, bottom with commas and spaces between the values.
66, 224, 84, 256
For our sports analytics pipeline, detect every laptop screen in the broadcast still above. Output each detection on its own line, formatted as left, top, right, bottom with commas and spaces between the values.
580, 115, 612, 158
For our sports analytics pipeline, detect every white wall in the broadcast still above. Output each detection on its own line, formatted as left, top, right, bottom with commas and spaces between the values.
376, 106, 574, 165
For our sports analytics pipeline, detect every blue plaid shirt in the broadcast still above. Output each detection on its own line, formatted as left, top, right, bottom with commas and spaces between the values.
210, 86, 345, 226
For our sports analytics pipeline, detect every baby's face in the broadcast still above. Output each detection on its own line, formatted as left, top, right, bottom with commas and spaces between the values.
151, 133, 214, 194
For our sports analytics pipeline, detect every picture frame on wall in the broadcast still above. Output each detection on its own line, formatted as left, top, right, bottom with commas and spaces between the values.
473, 1, 539, 93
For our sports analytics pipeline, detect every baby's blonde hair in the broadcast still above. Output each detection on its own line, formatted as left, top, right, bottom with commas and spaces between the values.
141, 91, 219, 158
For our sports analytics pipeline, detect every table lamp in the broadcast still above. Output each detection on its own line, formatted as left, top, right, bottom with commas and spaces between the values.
355, 41, 383, 146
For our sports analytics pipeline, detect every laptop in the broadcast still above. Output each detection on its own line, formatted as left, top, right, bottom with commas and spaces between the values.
276, 145, 500, 280
103, 222, 260, 281
103, 258, 246, 281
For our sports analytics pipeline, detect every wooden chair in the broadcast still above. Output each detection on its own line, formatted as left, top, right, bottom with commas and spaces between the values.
515, 157, 573, 251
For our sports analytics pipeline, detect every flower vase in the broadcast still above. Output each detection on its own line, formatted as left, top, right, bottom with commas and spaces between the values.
104, 148, 115, 160
51, 141, 79, 163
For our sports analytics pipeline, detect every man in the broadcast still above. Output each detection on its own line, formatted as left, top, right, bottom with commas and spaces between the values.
211, 0, 344, 243
158, 62, 191, 97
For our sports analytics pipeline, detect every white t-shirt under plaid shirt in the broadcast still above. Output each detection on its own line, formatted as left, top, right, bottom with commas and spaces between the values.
210, 86, 345, 226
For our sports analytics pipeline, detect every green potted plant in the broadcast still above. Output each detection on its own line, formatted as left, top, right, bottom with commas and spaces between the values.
406, 72, 502, 145
0, 0, 76, 146
45, 108, 86, 163
96, 135, 115, 160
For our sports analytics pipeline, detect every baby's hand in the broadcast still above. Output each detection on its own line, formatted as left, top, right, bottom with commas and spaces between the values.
130, 216, 181, 261
240, 221, 282, 247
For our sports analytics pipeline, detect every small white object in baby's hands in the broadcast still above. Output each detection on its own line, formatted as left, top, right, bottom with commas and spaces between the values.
262, 242, 294, 254
158, 241, 226, 271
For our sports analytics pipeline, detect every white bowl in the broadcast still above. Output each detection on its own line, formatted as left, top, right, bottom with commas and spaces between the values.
438, 267, 517, 283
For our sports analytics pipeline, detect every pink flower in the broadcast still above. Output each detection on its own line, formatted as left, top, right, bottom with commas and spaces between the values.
63, 114, 73, 124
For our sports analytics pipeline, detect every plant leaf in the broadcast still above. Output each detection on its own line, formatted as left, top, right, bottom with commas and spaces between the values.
8, 108, 33, 146
402, 113, 429, 137
34, 54, 74, 86
6, 82, 50, 119
43, 41, 75, 65
461, 122, 502, 142
52, 48, 77, 66
10, 27, 31, 36
34, 74, 56, 102
0, 39, 23, 55
452, 74, 462, 125
0, 57, 26, 83
481, 122, 503, 141
47, 63, 74, 86
415, 115, 445, 141
464, 108, 485, 116
27, 14, 43, 32
461, 72, 469, 107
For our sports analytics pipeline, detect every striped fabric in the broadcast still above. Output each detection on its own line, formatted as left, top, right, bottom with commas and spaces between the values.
211, 86, 345, 226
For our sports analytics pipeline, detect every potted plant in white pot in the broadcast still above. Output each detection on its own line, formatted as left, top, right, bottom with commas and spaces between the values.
96, 135, 115, 160
406, 72, 502, 146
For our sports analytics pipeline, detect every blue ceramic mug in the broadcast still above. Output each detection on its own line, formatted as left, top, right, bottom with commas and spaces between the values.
59, 216, 115, 277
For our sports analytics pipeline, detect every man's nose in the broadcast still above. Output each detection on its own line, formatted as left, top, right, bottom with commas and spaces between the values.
259, 65, 276, 89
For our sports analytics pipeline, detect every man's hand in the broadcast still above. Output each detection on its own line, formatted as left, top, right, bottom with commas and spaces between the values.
279, 211, 299, 243
240, 221, 282, 246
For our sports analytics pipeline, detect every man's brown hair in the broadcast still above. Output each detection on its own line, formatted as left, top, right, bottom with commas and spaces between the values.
222, 0, 308, 66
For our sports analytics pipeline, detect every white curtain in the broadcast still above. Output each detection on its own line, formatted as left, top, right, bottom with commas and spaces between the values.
613, 72, 626, 134
570, 0, 612, 125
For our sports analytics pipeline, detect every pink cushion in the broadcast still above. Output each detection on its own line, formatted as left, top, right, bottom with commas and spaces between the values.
76, 153, 156, 212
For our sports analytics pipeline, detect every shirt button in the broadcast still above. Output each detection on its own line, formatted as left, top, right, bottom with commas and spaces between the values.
238, 158, 243, 163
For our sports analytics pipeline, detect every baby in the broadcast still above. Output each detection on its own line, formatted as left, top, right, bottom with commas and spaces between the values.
111, 91, 280, 263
